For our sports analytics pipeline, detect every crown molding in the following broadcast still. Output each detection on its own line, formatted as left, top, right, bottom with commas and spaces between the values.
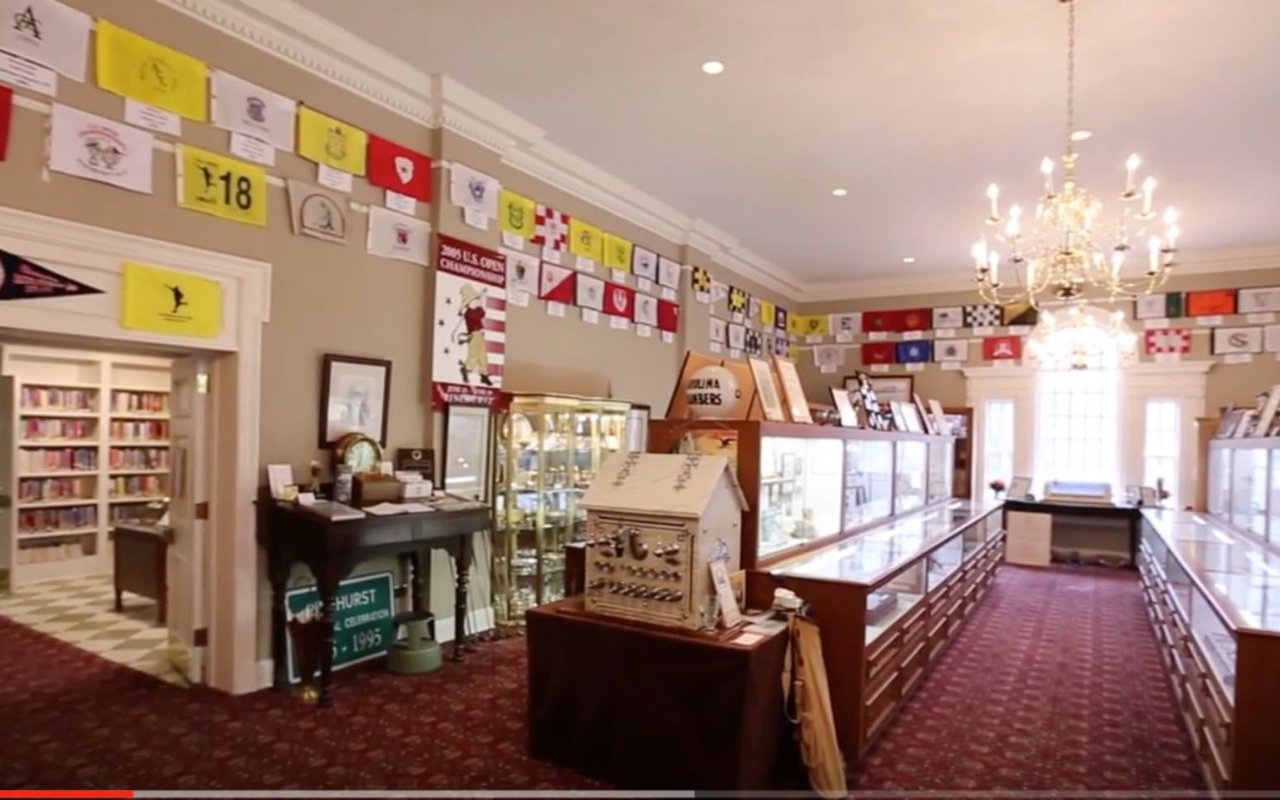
161, 0, 808, 303
800, 244, 1280, 303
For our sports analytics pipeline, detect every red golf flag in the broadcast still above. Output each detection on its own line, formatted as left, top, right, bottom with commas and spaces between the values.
0, 86, 12, 162
863, 309, 905, 333
657, 299, 680, 332
367, 134, 431, 201
900, 307, 932, 331
603, 284, 634, 318
982, 335, 1022, 360
861, 342, 895, 364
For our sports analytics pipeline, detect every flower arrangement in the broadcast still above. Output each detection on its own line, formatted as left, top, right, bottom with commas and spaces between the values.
989, 479, 1006, 497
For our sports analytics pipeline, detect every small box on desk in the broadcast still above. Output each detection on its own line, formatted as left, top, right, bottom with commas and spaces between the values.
353, 474, 400, 507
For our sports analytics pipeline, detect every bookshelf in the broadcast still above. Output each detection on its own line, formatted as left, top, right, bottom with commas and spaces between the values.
1, 345, 171, 587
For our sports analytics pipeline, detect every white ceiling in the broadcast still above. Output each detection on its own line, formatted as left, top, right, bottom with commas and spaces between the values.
299, 0, 1280, 283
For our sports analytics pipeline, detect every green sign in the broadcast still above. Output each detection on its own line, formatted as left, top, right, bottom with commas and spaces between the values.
285, 571, 395, 684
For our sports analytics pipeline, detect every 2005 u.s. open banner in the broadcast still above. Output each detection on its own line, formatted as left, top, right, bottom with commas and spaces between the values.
431, 235, 506, 409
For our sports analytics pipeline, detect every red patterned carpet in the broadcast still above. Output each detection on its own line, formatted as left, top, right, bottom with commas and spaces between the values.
853, 564, 1204, 793
0, 564, 1202, 793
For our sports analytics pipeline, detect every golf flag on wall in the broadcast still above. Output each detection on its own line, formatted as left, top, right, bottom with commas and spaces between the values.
1135, 292, 1184, 320
1143, 328, 1191, 355
297, 105, 367, 175
861, 342, 895, 365
896, 340, 931, 363
498, 189, 536, 239
366, 135, 431, 202
120, 262, 222, 338
603, 233, 632, 271
657, 299, 680, 333
863, 309, 904, 333
0, 0, 92, 82
0, 248, 102, 301
1185, 290, 1236, 317
983, 335, 1022, 361
569, 218, 604, 262
95, 20, 207, 120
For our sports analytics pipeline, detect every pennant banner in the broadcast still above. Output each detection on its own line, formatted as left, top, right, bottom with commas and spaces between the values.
744, 328, 763, 356
813, 345, 844, 373
0, 248, 102, 300
863, 309, 904, 333
801, 314, 830, 338
0, 0, 91, 81
759, 300, 776, 327
367, 207, 430, 266
121, 262, 222, 338
727, 323, 745, 351
432, 236, 506, 409
774, 306, 788, 332
830, 312, 860, 338
498, 189, 536, 240
286, 179, 347, 244
367, 135, 431, 202
901, 308, 932, 331
211, 70, 295, 151
727, 287, 748, 314
709, 316, 727, 344
177, 144, 267, 226
297, 105, 367, 175
49, 104, 154, 194
1002, 302, 1038, 327
569, 218, 604, 262
96, 21, 207, 120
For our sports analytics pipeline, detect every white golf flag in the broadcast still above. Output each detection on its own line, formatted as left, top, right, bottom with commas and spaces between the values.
49, 104, 154, 194
211, 70, 296, 151
0, 0, 91, 81
367, 206, 430, 266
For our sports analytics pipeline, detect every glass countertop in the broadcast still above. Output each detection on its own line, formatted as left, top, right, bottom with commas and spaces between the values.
1143, 509, 1280, 633
768, 499, 1000, 585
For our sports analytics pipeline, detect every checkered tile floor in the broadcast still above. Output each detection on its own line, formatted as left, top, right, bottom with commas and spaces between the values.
0, 574, 187, 687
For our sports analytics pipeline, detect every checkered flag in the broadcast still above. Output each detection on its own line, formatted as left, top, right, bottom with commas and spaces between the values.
531, 204, 569, 251
745, 329, 762, 355
691, 266, 712, 294
963, 304, 1001, 327
1144, 328, 1191, 354
728, 287, 748, 314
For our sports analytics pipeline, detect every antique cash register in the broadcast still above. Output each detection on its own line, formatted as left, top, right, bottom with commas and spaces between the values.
580, 453, 747, 630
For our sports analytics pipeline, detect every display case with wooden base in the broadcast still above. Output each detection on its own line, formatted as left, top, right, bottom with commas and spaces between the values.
745, 500, 1005, 764
1138, 508, 1280, 792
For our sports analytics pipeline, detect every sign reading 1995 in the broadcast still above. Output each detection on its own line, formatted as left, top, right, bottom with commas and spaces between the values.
178, 144, 267, 226
284, 571, 395, 684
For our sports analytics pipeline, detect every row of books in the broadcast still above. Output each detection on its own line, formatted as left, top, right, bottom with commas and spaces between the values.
110, 390, 168, 414
18, 447, 98, 472
18, 505, 97, 533
20, 386, 96, 412
16, 541, 88, 564
108, 420, 168, 441
108, 447, 171, 470
109, 504, 153, 524
19, 418, 95, 441
17, 477, 95, 503
109, 475, 165, 498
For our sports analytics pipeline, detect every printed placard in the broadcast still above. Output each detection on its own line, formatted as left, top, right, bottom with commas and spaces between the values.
229, 131, 275, 166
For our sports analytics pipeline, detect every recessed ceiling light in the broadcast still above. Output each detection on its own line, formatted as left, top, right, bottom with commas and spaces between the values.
701, 60, 724, 75
831, 188, 848, 197
902, 257, 916, 264
1070, 129, 1093, 141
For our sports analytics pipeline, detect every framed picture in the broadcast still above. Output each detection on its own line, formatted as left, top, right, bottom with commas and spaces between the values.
1139, 486, 1160, 506
749, 357, 787, 422
1008, 476, 1033, 500
914, 393, 938, 435
1212, 407, 1239, 438
320, 354, 392, 446
888, 401, 910, 432
869, 375, 914, 405
928, 399, 949, 435
846, 371, 891, 431
1252, 384, 1280, 439
772, 356, 813, 424
830, 387, 858, 427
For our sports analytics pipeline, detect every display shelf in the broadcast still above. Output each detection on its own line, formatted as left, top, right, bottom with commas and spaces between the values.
1139, 508, 1280, 791
745, 500, 1005, 763
1204, 436, 1279, 544
1, 344, 171, 587
107, 468, 169, 476
649, 420, 956, 570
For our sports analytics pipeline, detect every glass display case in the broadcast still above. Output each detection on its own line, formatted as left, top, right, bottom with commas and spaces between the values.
648, 420, 956, 569
492, 394, 636, 626
1205, 437, 1278, 542
744, 500, 1005, 762
1138, 508, 1280, 790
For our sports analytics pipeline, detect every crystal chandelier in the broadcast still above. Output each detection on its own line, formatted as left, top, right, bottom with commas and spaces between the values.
1026, 303, 1139, 370
971, 0, 1181, 308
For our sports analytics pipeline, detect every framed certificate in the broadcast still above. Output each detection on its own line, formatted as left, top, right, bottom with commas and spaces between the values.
772, 356, 812, 424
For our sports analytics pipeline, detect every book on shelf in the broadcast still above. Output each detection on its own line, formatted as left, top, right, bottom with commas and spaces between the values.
20, 386, 96, 412
18, 447, 98, 472
110, 390, 168, 414
19, 418, 94, 440
108, 419, 168, 441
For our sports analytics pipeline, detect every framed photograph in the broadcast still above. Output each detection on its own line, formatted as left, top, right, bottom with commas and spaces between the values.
1139, 486, 1160, 506
320, 354, 392, 446
771, 356, 813, 424
1232, 410, 1256, 439
1008, 476, 1033, 500
1252, 384, 1280, 439
869, 375, 914, 405
846, 371, 891, 431
830, 387, 858, 427
928, 399, 949, 435
888, 401, 909, 432
749, 357, 787, 422
914, 393, 938, 435
1213, 407, 1239, 438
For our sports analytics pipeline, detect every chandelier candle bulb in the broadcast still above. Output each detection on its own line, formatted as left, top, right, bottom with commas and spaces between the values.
1006, 204, 1022, 238
1124, 154, 1141, 196
1141, 176, 1156, 216
988, 250, 1000, 284
1147, 236, 1161, 274
987, 183, 1000, 221
1041, 157, 1056, 194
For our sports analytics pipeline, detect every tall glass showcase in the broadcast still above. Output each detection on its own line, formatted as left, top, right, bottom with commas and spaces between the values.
1205, 437, 1279, 543
491, 394, 639, 626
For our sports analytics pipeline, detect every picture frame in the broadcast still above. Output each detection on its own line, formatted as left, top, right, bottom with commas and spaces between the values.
846, 371, 891, 431
1212, 407, 1239, 439
888, 401, 910, 432
1008, 476, 1033, 500
1252, 383, 1280, 439
830, 387, 859, 428
749, 357, 787, 422
1139, 486, 1160, 506
928, 399, 949, 435
772, 355, 813, 424
869, 375, 914, 406
320, 354, 392, 447
914, 393, 938, 435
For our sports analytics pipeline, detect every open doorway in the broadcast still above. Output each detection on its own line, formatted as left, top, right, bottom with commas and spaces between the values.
0, 337, 212, 687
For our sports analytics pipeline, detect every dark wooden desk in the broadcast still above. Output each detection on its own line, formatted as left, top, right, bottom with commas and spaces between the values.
258, 501, 490, 706
1002, 499, 1141, 565
526, 598, 799, 791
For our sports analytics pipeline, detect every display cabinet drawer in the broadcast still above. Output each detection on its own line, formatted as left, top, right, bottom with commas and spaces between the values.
863, 670, 900, 742
1204, 731, 1231, 792
900, 605, 928, 642
866, 629, 901, 666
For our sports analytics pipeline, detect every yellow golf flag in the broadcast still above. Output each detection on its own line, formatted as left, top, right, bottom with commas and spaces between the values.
177, 145, 267, 227
297, 105, 367, 175
498, 189, 535, 239
121, 262, 223, 339
788, 314, 807, 336
569, 218, 604, 262
760, 300, 776, 326
802, 314, 830, 337
95, 21, 207, 120
603, 233, 632, 271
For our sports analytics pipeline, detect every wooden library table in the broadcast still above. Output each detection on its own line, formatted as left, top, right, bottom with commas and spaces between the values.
526, 597, 800, 791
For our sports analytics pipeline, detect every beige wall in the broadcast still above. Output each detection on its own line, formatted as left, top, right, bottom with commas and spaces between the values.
796, 269, 1280, 413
